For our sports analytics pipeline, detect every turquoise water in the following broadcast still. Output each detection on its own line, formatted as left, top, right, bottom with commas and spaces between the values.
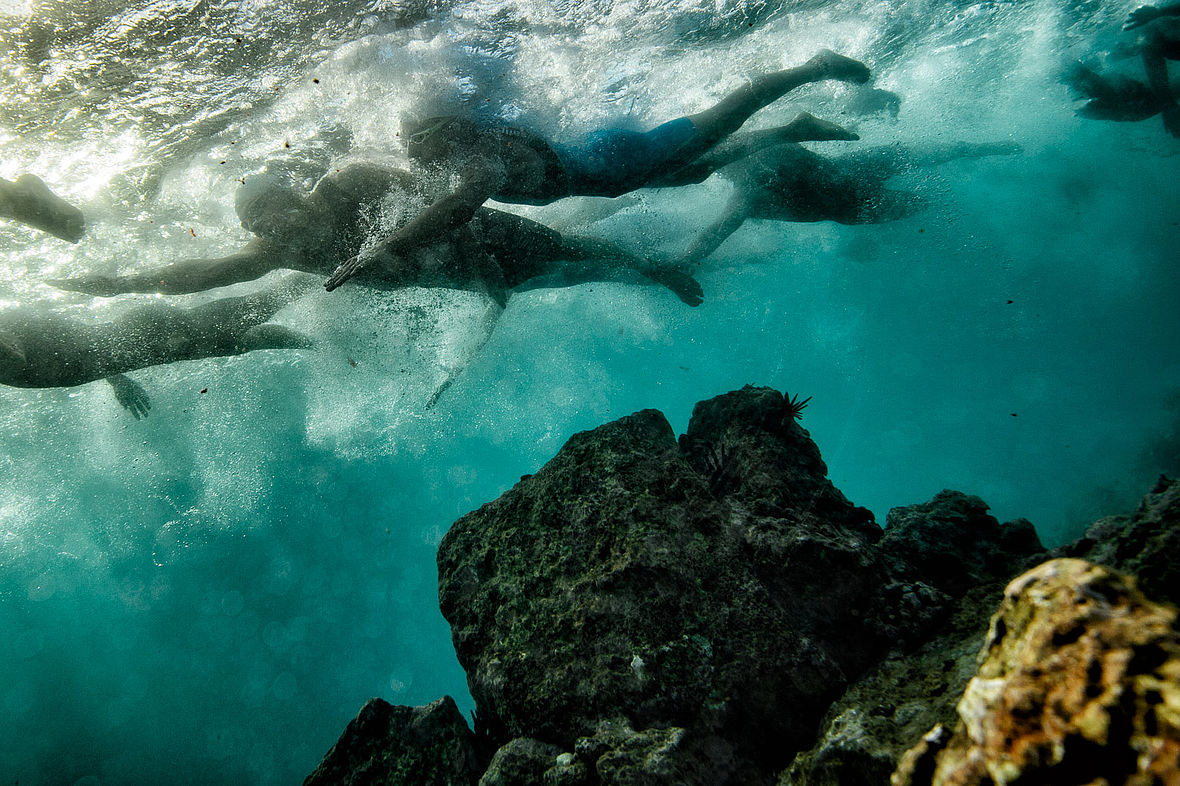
1, 0, 1178, 783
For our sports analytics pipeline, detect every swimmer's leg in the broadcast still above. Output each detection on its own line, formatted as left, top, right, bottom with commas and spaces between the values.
0, 174, 85, 243
552, 233, 703, 306
652, 113, 858, 187
1142, 19, 1180, 134
684, 50, 871, 148
181, 275, 318, 357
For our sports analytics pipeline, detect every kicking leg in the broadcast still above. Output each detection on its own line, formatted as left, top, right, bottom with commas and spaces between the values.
1142, 21, 1180, 135
652, 113, 858, 187
0, 174, 85, 243
684, 50, 871, 146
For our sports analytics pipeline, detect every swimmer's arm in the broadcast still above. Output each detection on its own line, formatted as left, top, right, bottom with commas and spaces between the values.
324, 164, 502, 291
106, 374, 151, 419
680, 192, 754, 265
50, 240, 285, 296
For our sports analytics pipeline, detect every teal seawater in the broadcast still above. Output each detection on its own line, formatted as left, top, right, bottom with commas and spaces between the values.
1, 0, 1178, 783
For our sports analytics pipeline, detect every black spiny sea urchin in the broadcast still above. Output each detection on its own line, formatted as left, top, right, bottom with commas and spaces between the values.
785, 392, 811, 420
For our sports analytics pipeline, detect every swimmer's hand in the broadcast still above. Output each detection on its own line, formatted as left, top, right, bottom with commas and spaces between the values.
324, 251, 370, 291
107, 374, 151, 419
642, 267, 704, 307
1124, 4, 1162, 29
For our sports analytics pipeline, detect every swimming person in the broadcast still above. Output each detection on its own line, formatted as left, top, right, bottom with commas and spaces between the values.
0, 277, 314, 413
1124, 1, 1180, 135
673, 141, 1021, 264
322, 49, 873, 290
53, 162, 703, 307
1062, 62, 1170, 123
0, 173, 85, 242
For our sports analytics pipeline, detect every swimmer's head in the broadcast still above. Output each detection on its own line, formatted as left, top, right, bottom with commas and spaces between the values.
235, 174, 313, 241
403, 115, 477, 161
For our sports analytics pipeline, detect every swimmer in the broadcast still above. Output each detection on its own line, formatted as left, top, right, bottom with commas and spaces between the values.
1124, 1, 1180, 135
323, 49, 872, 290
0, 173, 85, 242
674, 141, 1021, 264
53, 162, 702, 307
1062, 62, 1172, 122
0, 277, 314, 413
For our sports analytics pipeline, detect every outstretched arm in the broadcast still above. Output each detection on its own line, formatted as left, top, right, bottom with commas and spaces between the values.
50, 240, 284, 296
324, 163, 503, 291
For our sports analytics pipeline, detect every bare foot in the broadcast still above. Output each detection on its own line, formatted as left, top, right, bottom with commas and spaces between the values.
788, 112, 859, 141
808, 49, 871, 84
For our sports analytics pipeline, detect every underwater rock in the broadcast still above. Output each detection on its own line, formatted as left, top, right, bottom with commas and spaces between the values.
476, 737, 568, 786
891, 558, 1180, 786
1052, 475, 1180, 606
781, 493, 1045, 786
303, 696, 479, 786
879, 490, 1044, 597
436, 386, 912, 780
307, 388, 1178, 785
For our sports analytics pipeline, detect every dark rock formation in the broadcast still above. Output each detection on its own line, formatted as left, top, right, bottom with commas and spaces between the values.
892, 558, 1180, 786
433, 386, 1043, 783
304, 387, 1178, 786
303, 696, 479, 786
879, 490, 1042, 597
1052, 474, 1180, 606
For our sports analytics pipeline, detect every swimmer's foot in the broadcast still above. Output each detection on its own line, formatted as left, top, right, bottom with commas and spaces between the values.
7, 174, 86, 243
787, 112, 859, 142
808, 49, 871, 85
643, 267, 704, 307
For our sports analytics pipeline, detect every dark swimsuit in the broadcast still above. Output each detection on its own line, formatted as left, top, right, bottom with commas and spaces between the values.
552, 117, 707, 197
487, 118, 708, 201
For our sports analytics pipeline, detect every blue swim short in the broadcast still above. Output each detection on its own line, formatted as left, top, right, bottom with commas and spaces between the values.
552, 117, 705, 197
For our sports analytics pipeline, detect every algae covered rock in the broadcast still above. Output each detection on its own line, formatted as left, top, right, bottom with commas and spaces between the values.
892, 558, 1180, 786
1055, 475, 1180, 606
781, 492, 1046, 786
436, 386, 902, 779
303, 696, 479, 786
879, 490, 1042, 597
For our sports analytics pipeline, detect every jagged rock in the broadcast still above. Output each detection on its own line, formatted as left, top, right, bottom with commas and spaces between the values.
436, 386, 910, 780
892, 558, 1180, 786
777, 585, 1009, 786
307, 388, 1179, 786
303, 696, 479, 786
879, 490, 1043, 597
477, 737, 566, 786
781, 491, 1046, 786
1054, 475, 1180, 606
